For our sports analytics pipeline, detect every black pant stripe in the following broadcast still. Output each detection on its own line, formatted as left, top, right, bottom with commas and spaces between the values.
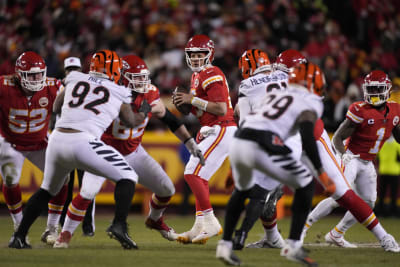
96, 150, 115, 155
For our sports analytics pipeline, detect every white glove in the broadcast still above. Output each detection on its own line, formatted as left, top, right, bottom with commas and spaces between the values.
199, 126, 216, 138
341, 153, 360, 166
185, 138, 205, 166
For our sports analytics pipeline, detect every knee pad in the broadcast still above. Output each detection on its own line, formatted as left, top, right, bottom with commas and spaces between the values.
2, 163, 19, 186
160, 178, 175, 197
80, 187, 99, 200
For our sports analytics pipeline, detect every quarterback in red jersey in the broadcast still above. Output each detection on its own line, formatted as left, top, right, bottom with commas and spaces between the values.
0, 51, 68, 246
173, 34, 237, 244
53, 55, 204, 248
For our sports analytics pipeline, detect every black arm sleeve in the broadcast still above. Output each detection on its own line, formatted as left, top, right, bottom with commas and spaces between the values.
299, 120, 322, 171
159, 108, 183, 132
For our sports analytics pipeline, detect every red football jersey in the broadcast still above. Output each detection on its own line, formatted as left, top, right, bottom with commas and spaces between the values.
101, 84, 159, 155
190, 65, 236, 127
0, 75, 61, 151
345, 101, 400, 161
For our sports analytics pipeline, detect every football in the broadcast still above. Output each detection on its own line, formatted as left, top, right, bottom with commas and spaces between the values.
173, 87, 192, 115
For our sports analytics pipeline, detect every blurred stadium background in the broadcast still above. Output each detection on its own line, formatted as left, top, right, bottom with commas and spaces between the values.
1, 0, 400, 218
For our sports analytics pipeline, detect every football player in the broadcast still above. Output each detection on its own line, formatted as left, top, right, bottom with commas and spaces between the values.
0, 51, 69, 245
9, 50, 146, 249
54, 54, 204, 248
172, 34, 237, 244
230, 49, 286, 250
301, 70, 400, 252
216, 58, 335, 266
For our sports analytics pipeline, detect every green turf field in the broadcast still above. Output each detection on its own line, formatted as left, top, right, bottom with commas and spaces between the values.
0, 214, 399, 267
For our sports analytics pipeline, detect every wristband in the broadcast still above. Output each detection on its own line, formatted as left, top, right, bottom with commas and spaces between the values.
191, 97, 208, 111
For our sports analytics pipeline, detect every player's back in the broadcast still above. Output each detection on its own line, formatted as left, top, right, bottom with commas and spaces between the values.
56, 71, 132, 138
238, 70, 288, 125
241, 86, 323, 140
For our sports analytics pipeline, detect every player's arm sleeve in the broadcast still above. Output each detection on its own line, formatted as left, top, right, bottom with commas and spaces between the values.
53, 89, 65, 114
392, 124, 400, 143
297, 110, 322, 170
159, 108, 183, 132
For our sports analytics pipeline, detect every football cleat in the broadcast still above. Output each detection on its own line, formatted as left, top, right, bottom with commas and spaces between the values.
325, 231, 357, 248
82, 224, 95, 237
233, 230, 247, 250
192, 214, 223, 244
41, 225, 59, 245
106, 222, 138, 249
53, 231, 72, 249
216, 240, 241, 266
380, 234, 400, 252
8, 234, 32, 249
176, 216, 204, 244
280, 242, 318, 267
13, 223, 30, 246
246, 234, 285, 249
145, 217, 178, 241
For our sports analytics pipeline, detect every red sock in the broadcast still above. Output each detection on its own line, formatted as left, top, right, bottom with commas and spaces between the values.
48, 184, 68, 215
2, 184, 22, 214
184, 174, 212, 211
262, 210, 277, 230
67, 193, 92, 221
336, 190, 379, 230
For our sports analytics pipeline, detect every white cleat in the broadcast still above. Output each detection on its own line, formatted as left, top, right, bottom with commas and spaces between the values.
246, 234, 285, 249
53, 231, 72, 249
216, 240, 241, 266
41, 225, 59, 245
176, 217, 204, 244
325, 231, 357, 248
280, 242, 318, 267
192, 215, 222, 244
380, 234, 400, 252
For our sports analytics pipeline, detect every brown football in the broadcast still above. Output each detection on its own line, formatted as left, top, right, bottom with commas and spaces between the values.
174, 87, 192, 115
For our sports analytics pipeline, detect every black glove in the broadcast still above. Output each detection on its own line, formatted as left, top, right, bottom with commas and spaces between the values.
139, 99, 152, 117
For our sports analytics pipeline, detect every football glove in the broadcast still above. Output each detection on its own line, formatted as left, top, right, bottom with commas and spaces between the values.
184, 138, 205, 166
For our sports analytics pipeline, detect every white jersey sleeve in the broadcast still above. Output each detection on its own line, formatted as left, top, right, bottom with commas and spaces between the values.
241, 86, 323, 140
56, 72, 132, 138
238, 71, 289, 125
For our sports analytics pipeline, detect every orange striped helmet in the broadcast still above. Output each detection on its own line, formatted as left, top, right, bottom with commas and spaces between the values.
238, 49, 271, 79
89, 50, 123, 84
289, 62, 326, 96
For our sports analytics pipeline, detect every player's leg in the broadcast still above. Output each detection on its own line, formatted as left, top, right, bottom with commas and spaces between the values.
246, 184, 285, 249
0, 141, 25, 232
217, 138, 255, 266
180, 125, 236, 244
232, 184, 267, 250
26, 148, 69, 245
128, 145, 176, 241
332, 161, 399, 251
76, 169, 95, 236
10, 132, 72, 249
54, 173, 105, 248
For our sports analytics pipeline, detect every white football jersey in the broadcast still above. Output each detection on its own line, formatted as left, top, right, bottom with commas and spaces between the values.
56, 71, 132, 138
241, 85, 323, 140
238, 70, 288, 125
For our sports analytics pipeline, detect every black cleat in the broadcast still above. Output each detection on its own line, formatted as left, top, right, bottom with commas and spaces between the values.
262, 184, 284, 218
233, 230, 247, 250
8, 234, 32, 249
82, 224, 95, 237
106, 222, 138, 249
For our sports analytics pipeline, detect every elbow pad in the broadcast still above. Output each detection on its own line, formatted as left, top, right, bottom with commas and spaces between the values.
159, 108, 183, 132
299, 120, 322, 170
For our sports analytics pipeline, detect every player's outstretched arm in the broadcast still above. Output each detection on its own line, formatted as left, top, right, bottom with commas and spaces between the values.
332, 119, 357, 155
119, 103, 146, 128
53, 90, 65, 114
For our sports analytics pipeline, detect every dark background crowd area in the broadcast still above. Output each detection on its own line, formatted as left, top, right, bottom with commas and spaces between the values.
1, 0, 400, 132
